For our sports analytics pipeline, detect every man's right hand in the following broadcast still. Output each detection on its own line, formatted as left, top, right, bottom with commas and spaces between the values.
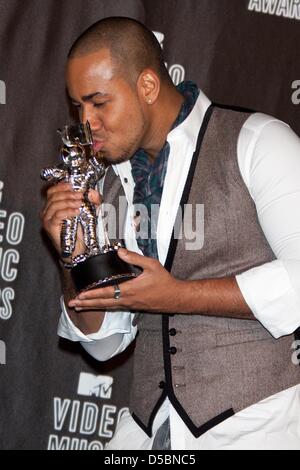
41, 182, 106, 335
41, 182, 84, 257
41, 182, 101, 259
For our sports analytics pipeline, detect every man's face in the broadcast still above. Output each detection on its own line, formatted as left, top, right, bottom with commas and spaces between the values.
65, 49, 147, 164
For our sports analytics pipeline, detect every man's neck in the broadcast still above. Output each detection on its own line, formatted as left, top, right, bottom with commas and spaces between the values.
143, 86, 184, 162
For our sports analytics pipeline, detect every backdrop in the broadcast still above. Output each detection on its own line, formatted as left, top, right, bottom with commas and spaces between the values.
0, 0, 300, 450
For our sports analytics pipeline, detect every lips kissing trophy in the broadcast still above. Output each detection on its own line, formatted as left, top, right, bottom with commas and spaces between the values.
41, 121, 138, 293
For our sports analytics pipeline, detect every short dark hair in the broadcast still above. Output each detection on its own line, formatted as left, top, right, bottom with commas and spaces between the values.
68, 17, 172, 84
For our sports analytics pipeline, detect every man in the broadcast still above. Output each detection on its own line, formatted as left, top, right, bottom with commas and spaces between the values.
42, 17, 300, 450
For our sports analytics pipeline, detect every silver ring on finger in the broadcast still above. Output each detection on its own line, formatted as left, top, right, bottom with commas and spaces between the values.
113, 284, 121, 300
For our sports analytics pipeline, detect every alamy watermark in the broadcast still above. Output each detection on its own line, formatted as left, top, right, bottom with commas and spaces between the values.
291, 340, 300, 365
0, 340, 6, 365
0, 80, 6, 105
291, 80, 300, 104
100, 197, 205, 251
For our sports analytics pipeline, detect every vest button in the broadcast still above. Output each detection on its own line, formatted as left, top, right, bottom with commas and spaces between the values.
174, 383, 186, 388
168, 347, 177, 355
169, 328, 177, 336
159, 381, 165, 389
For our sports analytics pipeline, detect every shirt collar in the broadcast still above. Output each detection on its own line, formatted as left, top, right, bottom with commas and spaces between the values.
167, 89, 211, 150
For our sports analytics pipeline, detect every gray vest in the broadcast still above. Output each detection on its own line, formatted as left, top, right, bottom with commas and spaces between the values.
103, 106, 300, 438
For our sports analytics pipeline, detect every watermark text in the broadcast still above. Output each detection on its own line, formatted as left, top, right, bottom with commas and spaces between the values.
100, 198, 205, 251
291, 80, 300, 104
0, 80, 6, 104
0, 340, 6, 365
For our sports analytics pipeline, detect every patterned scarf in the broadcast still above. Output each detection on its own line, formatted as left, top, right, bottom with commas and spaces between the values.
131, 81, 199, 258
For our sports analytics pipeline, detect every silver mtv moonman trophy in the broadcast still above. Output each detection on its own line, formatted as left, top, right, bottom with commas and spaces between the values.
41, 122, 138, 292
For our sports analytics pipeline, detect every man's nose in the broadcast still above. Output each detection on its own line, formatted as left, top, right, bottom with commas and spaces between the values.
81, 108, 102, 131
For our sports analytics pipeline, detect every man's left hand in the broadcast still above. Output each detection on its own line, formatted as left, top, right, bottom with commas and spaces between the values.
68, 248, 185, 313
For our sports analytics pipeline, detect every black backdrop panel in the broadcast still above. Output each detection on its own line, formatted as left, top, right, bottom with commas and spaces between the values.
0, 0, 299, 449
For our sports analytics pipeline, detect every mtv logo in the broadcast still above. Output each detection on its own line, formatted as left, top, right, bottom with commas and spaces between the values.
77, 373, 113, 399
153, 31, 165, 49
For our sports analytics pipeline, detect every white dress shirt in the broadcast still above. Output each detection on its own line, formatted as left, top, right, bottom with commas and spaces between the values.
58, 91, 300, 450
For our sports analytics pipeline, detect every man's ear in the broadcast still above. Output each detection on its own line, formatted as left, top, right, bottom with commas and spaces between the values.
137, 69, 160, 105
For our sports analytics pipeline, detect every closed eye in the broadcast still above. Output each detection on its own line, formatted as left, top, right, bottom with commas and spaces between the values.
93, 102, 106, 108
71, 101, 81, 109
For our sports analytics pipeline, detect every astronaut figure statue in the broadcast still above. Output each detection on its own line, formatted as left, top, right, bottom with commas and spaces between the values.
41, 123, 106, 265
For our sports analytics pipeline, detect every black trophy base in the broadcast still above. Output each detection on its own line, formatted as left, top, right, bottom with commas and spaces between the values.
71, 250, 139, 293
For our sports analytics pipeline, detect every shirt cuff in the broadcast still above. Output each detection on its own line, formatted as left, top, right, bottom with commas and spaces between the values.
236, 260, 300, 338
57, 296, 134, 343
